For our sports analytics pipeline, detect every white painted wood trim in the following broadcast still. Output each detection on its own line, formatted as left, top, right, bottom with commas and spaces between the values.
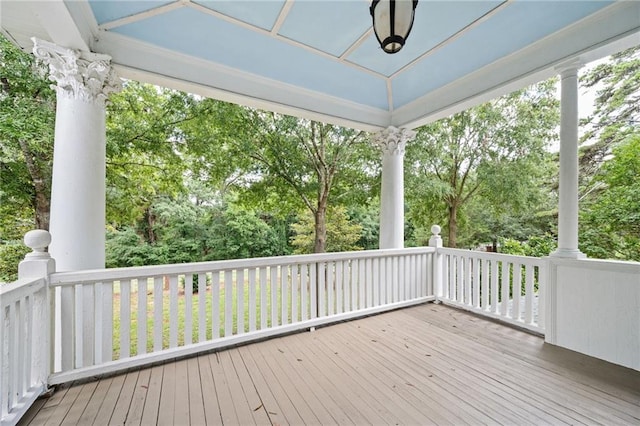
48, 297, 435, 385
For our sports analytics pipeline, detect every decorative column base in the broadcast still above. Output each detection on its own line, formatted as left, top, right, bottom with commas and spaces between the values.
550, 248, 586, 259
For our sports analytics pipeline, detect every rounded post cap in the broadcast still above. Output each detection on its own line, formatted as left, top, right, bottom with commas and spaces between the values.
431, 225, 441, 235
24, 230, 51, 253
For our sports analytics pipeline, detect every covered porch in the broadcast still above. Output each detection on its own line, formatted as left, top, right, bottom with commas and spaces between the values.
2, 1, 640, 424
20, 304, 640, 425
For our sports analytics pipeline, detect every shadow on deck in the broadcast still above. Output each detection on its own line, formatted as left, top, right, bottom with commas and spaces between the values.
20, 303, 640, 425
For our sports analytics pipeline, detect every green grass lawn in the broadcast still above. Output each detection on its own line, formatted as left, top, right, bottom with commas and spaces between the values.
112, 275, 307, 359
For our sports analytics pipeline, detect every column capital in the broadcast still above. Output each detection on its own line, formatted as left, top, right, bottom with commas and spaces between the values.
372, 126, 416, 156
555, 59, 583, 78
32, 38, 121, 104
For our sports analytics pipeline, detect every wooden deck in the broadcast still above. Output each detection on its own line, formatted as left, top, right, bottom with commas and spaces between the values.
20, 303, 640, 425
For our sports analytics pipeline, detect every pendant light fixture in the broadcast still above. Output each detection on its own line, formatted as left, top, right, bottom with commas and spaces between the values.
370, 0, 418, 54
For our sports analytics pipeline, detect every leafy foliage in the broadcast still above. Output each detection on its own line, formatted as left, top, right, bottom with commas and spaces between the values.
406, 79, 559, 248
580, 136, 640, 260
0, 34, 55, 232
291, 205, 363, 254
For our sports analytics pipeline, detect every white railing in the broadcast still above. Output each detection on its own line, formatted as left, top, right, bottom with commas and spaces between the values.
48, 247, 435, 383
436, 248, 546, 333
0, 277, 49, 426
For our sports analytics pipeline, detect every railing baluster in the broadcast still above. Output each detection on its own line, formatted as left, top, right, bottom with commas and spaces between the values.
280, 265, 288, 326
270, 266, 278, 327
24, 296, 32, 390
121, 279, 131, 358
249, 268, 257, 332
456, 255, 463, 303
212, 271, 220, 338
169, 276, 178, 347
9, 303, 17, 408
0, 306, 6, 418
491, 260, 499, 314
327, 262, 335, 316
481, 259, 489, 310
465, 256, 472, 306
343, 259, 351, 312
500, 262, 510, 316
349, 259, 362, 311
365, 258, 372, 308
387, 256, 393, 303
381, 257, 388, 305
538, 264, 546, 329
473, 259, 481, 309
358, 259, 365, 310
396, 256, 402, 302
372, 257, 379, 307
225, 271, 233, 337
17, 297, 26, 399
94, 282, 103, 364
153, 277, 163, 352
335, 261, 343, 314
525, 264, 535, 325
291, 264, 299, 323
138, 278, 148, 354
310, 262, 318, 319
259, 267, 267, 328
198, 273, 207, 342
513, 264, 522, 321
318, 262, 326, 317
184, 274, 193, 344
237, 269, 246, 334
300, 264, 308, 321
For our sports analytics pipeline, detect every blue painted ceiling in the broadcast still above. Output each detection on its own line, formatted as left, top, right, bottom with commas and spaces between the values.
5, 0, 636, 128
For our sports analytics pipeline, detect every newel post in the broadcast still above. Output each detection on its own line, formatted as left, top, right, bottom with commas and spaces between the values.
18, 230, 56, 279
429, 225, 443, 301
18, 230, 55, 390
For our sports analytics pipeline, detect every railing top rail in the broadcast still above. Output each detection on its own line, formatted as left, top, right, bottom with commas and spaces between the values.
49, 247, 435, 285
437, 247, 545, 265
550, 256, 640, 274
0, 277, 46, 307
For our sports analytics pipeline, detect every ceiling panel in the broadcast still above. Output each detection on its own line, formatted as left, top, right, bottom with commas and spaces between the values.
111, 6, 389, 109
346, 0, 504, 76
192, 0, 285, 31
88, 0, 175, 25
277, 1, 371, 56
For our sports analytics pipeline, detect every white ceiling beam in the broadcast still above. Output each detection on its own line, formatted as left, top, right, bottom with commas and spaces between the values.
29, 0, 90, 51
100, 1, 185, 31
271, 0, 294, 35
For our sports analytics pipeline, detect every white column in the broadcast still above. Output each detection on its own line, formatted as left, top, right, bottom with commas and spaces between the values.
32, 38, 121, 271
373, 126, 415, 249
32, 39, 120, 370
552, 65, 585, 259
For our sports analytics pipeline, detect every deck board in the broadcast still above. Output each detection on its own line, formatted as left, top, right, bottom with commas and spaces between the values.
20, 303, 640, 425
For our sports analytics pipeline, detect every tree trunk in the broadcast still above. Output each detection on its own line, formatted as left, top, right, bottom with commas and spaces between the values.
447, 204, 458, 248
314, 207, 327, 253
18, 139, 50, 230
143, 207, 157, 244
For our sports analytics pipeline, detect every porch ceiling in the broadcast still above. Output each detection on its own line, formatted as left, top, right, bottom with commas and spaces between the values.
2, 1, 640, 131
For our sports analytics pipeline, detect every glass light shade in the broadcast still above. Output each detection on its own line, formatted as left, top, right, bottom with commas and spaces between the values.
370, 0, 418, 54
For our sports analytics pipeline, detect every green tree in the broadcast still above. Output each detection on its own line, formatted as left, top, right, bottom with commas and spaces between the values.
580, 136, 640, 260
222, 111, 375, 253
0, 34, 55, 232
580, 46, 640, 180
405, 80, 559, 247
291, 205, 363, 254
